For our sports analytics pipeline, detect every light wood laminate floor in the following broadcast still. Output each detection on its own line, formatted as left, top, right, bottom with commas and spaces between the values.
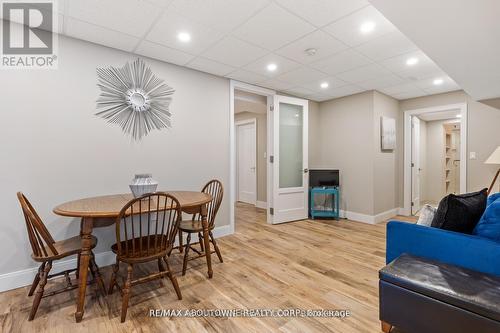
0, 203, 415, 332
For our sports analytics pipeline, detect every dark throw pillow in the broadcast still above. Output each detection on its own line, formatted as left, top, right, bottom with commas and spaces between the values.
431, 189, 488, 233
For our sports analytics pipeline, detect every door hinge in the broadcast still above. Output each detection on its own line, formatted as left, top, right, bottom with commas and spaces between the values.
270, 207, 274, 215
411, 163, 414, 167
270, 105, 274, 111
270, 155, 274, 163
411, 202, 414, 207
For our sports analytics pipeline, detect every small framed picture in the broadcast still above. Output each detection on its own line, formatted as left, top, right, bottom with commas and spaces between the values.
381, 116, 396, 150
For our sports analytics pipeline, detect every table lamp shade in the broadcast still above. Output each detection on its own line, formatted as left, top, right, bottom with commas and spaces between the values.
485, 146, 500, 164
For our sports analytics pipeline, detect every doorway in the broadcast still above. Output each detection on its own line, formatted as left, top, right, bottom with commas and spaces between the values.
404, 103, 467, 216
229, 80, 310, 230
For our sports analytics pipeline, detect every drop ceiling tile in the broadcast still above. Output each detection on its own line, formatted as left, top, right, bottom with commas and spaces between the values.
355, 31, 418, 61
379, 82, 423, 95
185, 57, 235, 76
417, 76, 460, 94
304, 92, 332, 102
243, 54, 301, 78
391, 90, 428, 100
135, 40, 195, 66
202, 36, 268, 67
258, 79, 294, 91
301, 76, 348, 93
283, 86, 316, 98
357, 73, 405, 90
380, 50, 435, 73
275, 0, 369, 27
146, 8, 225, 55
275, 30, 348, 64
323, 5, 396, 47
324, 84, 365, 98
275, 66, 328, 85
66, 18, 140, 52
336, 63, 392, 83
170, 0, 270, 33
226, 69, 268, 84
67, 0, 161, 38
232, 2, 315, 50
309, 49, 371, 75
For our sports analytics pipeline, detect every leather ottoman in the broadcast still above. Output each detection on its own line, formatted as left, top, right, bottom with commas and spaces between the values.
379, 254, 500, 333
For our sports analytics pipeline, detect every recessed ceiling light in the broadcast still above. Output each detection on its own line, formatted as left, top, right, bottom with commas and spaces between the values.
320, 82, 329, 89
406, 57, 419, 66
433, 78, 444, 85
177, 32, 191, 43
267, 63, 277, 72
305, 48, 317, 56
360, 21, 376, 34
456, 114, 462, 118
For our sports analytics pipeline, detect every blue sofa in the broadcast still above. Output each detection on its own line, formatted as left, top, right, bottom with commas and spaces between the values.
386, 221, 500, 277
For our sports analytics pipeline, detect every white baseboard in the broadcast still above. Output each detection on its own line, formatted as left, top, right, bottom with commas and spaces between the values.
339, 208, 400, 224
256, 200, 267, 209
0, 225, 233, 293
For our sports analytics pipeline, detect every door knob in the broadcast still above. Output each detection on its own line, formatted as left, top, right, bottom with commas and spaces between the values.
303, 168, 309, 173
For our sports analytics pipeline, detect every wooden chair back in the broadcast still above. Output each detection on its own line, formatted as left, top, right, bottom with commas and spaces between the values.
201, 180, 224, 229
17, 192, 57, 258
115, 192, 181, 260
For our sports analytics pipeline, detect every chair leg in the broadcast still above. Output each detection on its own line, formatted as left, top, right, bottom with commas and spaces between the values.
178, 230, 183, 253
157, 258, 166, 287
381, 321, 392, 333
89, 252, 107, 296
182, 233, 192, 276
209, 231, 223, 263
198, 232, 204, 252
120, 264, 133, 323
29, 260, 52, 321
28, 262, 45, 297
76, 254, 80, 279
108, 258, 119, 295
164, 257, 182, 300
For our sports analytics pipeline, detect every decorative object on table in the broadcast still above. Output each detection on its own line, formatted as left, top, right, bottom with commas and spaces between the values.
380, 116, 396, 150
416, 204, 436, 226
430, 189, 488, 233
95, 58, 175, 141
129, 173, 158, 198
485, 146, 500, 195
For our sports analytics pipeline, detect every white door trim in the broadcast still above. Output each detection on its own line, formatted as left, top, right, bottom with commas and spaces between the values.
403, 103, 468, 216
235, 118, 257, 205
230, 80, 275, 233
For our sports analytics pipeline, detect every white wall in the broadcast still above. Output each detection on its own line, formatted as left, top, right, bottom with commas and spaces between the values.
0, 36, 230, 279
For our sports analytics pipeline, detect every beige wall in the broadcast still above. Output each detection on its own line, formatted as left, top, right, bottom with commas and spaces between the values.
423, 119, 448, 202
0, 36, 230, 277
234, 111, 267, 202
373, 92, 400, 214
400, 90, 500, 203
308, 101, 321, 168
316, 91, 375, 215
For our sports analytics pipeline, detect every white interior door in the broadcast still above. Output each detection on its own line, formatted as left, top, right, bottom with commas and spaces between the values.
271, 95, 308, 224
411, 116, 421, 214
237, 120, 257, 205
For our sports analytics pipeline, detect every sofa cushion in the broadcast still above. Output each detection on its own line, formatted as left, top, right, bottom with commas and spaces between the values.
416, 204, 436, 226
431, 189, 488, 233
473, 193, 500, 242
380, 254, 500, 322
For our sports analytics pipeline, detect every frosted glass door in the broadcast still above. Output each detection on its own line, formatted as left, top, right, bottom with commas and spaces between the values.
271, 95, 308, 224
279, 103, 303, 189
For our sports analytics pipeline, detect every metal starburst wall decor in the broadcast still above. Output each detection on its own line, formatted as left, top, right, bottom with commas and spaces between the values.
95, 58, 175, 141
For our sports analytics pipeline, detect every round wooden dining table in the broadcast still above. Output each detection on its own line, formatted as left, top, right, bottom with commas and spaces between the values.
53, 191, 213, 323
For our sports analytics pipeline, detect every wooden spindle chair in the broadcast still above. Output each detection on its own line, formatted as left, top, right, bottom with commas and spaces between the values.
17, 192, 105, 321
108, 192, 182, 322
178, 180, 224, 275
